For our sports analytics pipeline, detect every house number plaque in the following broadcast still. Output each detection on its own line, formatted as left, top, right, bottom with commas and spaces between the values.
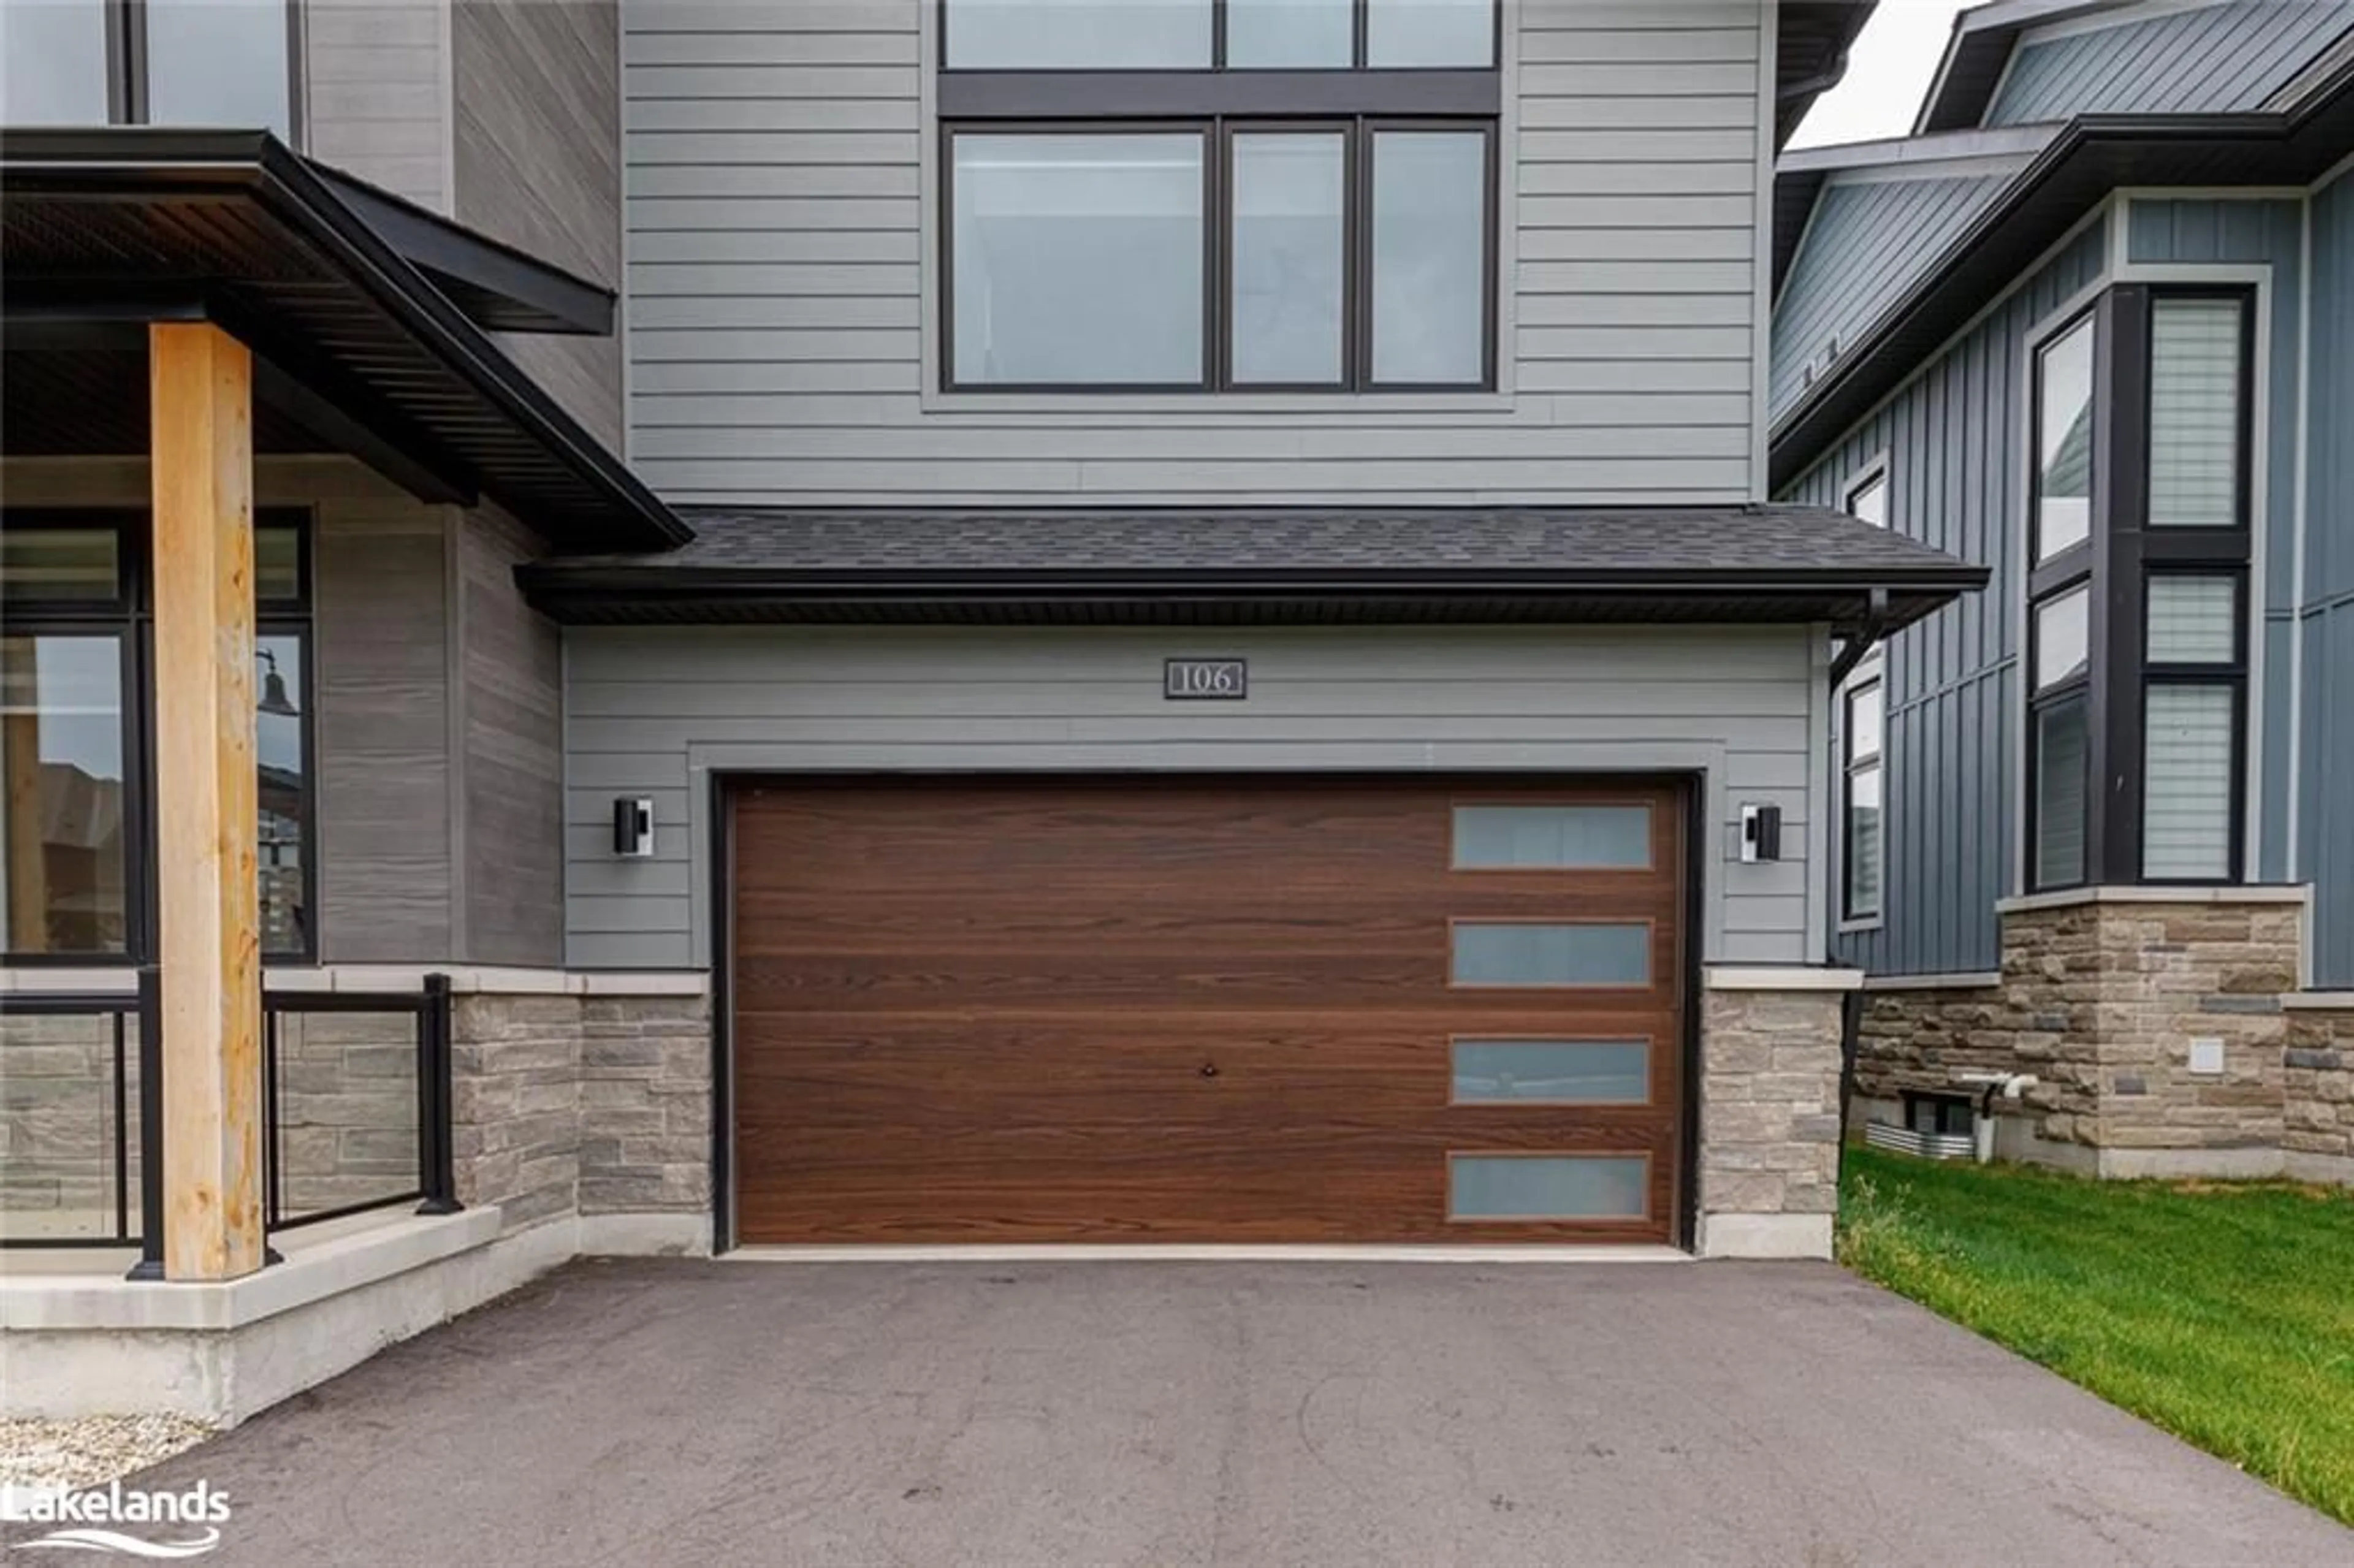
1164, 658, 1247, 700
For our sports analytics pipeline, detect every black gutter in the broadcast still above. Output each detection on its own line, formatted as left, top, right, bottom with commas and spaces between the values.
1770, 55, 2354, 491
520, 564, 1990, 599
310, 165, 614, 336
0, 128, 690, 551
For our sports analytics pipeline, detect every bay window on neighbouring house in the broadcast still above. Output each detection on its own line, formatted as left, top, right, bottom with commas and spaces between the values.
1, 511, 313, 962
939, 0, 1498, 393
0, 0, 297, 140
2020, 287, 2252, 893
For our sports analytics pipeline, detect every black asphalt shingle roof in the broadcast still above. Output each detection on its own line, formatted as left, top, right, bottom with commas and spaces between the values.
519, 504, 1986, 630
573, 503, 1966, 577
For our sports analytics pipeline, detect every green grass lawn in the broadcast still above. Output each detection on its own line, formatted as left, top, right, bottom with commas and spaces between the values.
1838, 1146, 2354, 1525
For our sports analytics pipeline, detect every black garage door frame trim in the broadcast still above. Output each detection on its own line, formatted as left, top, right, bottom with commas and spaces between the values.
704, 767, 1710, 1257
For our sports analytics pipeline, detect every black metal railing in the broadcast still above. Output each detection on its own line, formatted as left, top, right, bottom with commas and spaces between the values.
260, 973, 457, 1232
0, 970, 156, 1249
1, 970, 455, 1268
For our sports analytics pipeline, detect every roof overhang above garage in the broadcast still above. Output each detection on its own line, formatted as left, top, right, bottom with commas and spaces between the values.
0, 127, 687, 550
516, 505, 1989, 631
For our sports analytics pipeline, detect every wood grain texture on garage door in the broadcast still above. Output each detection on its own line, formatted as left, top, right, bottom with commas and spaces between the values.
731, 776, 1686, 1243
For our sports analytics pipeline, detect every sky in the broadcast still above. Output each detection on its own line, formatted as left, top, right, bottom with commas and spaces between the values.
1789, 1, 1975, 150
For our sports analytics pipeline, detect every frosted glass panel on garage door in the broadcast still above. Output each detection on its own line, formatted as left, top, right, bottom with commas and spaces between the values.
1452, 805, 1650, 869
1451, 1041, 1650, 1104
1449, 1156, 1648, 1220
1450, 924, 1650, 986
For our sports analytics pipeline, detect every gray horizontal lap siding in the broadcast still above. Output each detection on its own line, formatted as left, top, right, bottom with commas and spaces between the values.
1986, 2, 2353, 126
1782, 219, 2109, 978
1769, 172, 2018, 425
560, 625, 1820, 970
620, 0, 1769, 504
2302, 175, 2354, 987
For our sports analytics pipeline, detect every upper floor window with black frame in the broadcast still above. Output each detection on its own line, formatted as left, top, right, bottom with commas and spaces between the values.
938, 0, 1499, 393
2032, 314, 2094, 562
1, 0, 299, 141
1, 511, 314, 962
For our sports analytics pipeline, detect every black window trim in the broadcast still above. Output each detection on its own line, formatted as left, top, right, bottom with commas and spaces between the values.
71, 0, 305, 145
938, 0, 1504, 76
1837, 457, 1889, 926
936, 0, 1499, 397
1841, 674, 1885, 923
2020, 283, 2256, 895
2, 505, 318, 967
939, 116, 1497, 395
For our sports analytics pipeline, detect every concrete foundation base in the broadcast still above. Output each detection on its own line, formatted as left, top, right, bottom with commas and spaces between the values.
0, 1207, 714, 1426
1696, 1212, 1834, 1259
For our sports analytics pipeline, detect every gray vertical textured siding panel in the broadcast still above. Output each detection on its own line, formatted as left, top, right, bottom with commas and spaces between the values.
1987, 2, 2352, 126
1783, 219, 2106, 976
560, 625, 1819, 970
304, 0, 450, 210
457, 508, 567, 968
454, 0, 626, 446
2302, 175, 2354, 986
622, 0, 1769, 504
314, 502, 457, 963
1770, 172, 2021, 422
2129, 197, 2306, 885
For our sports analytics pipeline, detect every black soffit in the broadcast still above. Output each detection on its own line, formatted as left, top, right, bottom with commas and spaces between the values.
515, 504, 1989, 629
1770, 54, 2354, 491
0, 128, 685, 552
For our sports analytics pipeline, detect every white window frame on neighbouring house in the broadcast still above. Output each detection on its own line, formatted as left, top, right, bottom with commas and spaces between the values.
1838, 459, 1889, 928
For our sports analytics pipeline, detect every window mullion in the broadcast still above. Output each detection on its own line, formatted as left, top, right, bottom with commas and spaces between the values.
2090, 286, 2148, 886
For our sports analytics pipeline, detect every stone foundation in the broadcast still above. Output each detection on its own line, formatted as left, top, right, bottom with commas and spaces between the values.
1854, 889, 2347, 1182
452, 988, 712, 1233
2285, 1007, 2354, 1181
1697, 978, 1850, 1258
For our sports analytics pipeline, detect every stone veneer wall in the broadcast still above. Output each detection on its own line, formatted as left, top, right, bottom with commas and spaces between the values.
1697, 986, 1845, 1257
1856, 894, 2320, 1178
2285, 1008, 2354, 1179
451, 990, 710, 1230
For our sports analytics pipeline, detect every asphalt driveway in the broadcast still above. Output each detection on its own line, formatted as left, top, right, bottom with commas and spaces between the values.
115, 1258, 2352, 1565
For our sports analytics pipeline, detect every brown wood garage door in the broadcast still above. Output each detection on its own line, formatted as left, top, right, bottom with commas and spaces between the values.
730, 777, 1687, 1244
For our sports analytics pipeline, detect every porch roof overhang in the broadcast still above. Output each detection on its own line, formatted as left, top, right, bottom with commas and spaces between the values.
515, 504, 1988, 630
0, 127, 688, 552
1768, 49, 2354, 493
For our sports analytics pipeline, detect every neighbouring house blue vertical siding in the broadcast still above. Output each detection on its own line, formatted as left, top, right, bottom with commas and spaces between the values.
1782, 218, 2108, 976
2128, 199, 2307, 892
1769, 173, 2021, 422
2301, 174, 2354, 988
1987, 2, 2353, 126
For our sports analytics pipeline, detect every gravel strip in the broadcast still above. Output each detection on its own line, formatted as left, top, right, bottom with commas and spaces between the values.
0, 1417, 213, 1492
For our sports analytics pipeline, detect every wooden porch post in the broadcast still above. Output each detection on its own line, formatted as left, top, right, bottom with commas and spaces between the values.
149, 322, 265, 1282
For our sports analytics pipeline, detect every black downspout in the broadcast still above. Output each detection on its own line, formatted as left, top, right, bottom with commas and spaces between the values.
1826, 593, 1889, 1212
